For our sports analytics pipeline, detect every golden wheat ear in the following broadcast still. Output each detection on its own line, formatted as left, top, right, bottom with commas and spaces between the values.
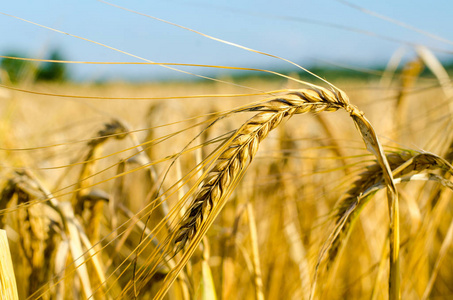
320, 151, 453, 274
148, 84, 403, 299
0, 170, 108, 299
172, 88, 346, 254
144, 87, 349, 299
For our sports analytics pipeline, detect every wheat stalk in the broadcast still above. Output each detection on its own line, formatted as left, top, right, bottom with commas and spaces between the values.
140, 87, 354, 299
151, 85, 399, 300
172, 88, 347, 253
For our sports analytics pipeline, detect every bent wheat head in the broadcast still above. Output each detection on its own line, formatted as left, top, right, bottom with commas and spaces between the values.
173, 88, 350, 253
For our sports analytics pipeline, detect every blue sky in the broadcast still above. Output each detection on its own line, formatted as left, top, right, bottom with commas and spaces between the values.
0, 0, 452, 81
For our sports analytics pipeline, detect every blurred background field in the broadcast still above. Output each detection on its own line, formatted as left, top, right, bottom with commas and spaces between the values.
0, 1, 453, 299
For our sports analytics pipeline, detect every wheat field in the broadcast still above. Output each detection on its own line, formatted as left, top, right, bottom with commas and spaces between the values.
0, 2, 453, 300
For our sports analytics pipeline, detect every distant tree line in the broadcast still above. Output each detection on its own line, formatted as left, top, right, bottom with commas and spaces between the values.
1, 49, 68, 83
2, 48, 453, 84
